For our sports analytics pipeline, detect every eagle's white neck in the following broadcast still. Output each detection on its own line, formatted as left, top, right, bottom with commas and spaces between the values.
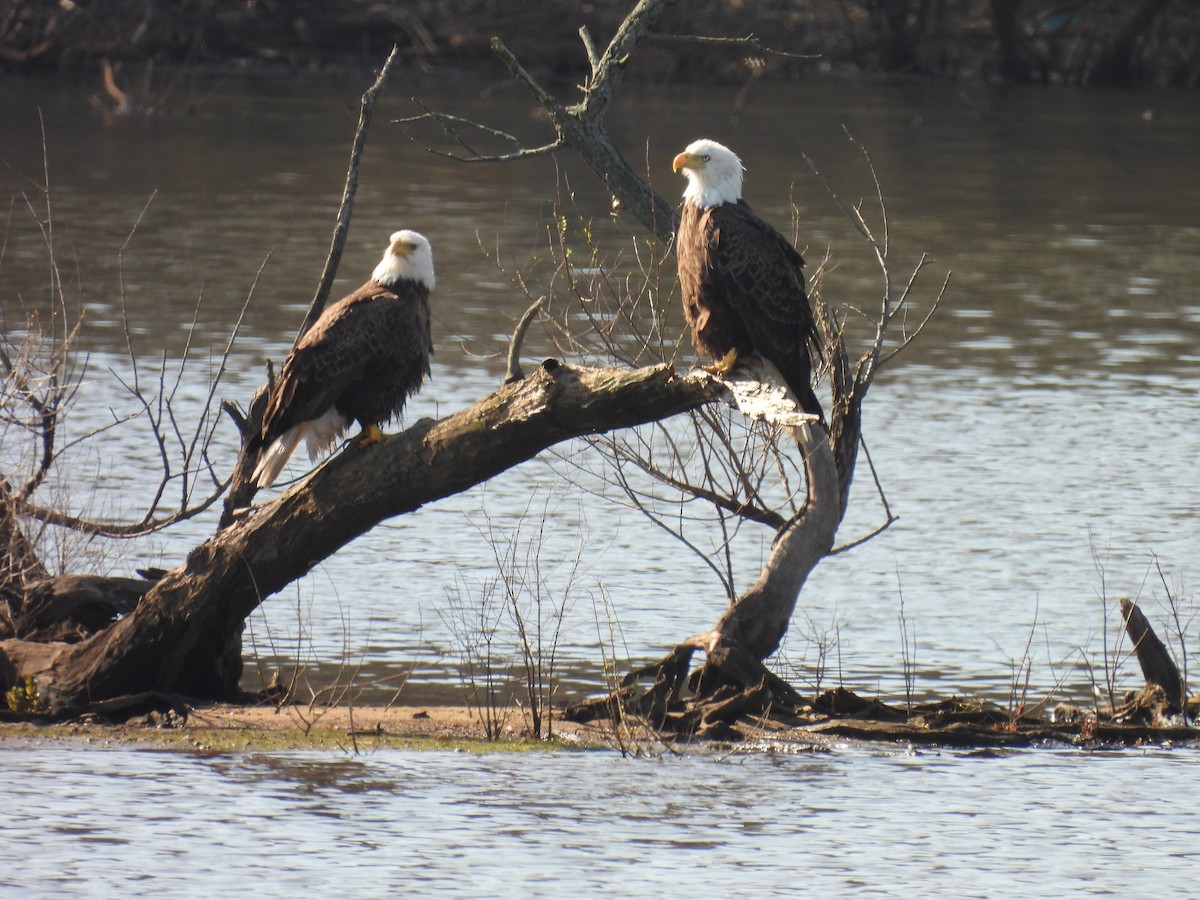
683, 170, 742, 208
373, 230, 436, 291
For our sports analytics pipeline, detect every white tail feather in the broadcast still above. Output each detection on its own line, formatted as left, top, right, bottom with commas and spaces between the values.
252, 425, 306, 489
252, 407, 352, 490
303, 407, 352, 461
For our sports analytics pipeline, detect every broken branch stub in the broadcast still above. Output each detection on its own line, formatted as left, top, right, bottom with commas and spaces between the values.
1120, 596, 1186, 715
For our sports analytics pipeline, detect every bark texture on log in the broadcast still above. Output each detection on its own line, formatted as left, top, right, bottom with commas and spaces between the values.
9, 575, 152, 642
1, 478, 50, 601
1, 362, 722, 713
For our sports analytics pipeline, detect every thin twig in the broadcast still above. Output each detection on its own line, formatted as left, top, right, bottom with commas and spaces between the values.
16, 484, 230, 538
646, 30, 820, 60
879, 267, 950, 368
117, 190, 158, 396
295, 45, 399, 345
398, 102, 564, 163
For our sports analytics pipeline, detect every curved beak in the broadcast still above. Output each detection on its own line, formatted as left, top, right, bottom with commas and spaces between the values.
672, 151, 694, 173
390, 239, 412, 257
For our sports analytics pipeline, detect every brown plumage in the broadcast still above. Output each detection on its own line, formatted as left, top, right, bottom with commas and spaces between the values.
673, 139, 823, 418
249, 230, 434, 488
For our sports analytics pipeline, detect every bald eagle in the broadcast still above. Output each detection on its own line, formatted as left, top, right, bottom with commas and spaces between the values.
249, 230, 434, 489
672, 139, 823, 418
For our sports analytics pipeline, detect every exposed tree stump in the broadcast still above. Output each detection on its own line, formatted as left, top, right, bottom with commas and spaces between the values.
1119, 596, 1186, 717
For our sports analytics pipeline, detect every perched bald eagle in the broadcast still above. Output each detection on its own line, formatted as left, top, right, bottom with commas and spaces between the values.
672, 139, 823, 418
249, 230, 435, 489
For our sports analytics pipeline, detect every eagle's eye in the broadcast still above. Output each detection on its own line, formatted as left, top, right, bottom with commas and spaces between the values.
701, 154, 711, 161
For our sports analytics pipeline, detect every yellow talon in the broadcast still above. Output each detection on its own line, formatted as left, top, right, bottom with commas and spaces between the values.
701, 347, 740, 377
357, 424, 386, 447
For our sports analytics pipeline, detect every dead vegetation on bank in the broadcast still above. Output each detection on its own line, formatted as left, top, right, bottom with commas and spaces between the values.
2, 687, 1195, 754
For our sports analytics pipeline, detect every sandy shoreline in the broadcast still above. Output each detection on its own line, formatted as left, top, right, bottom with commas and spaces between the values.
0, 703, 617, 751
5, 701, 1196, 751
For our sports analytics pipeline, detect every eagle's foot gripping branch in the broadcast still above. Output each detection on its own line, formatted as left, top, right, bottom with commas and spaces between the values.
356, 424, 387, 448
701, 348, 740, 378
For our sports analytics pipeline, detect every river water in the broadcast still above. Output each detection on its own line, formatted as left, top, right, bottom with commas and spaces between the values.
1, 70, 1199, 891
3, 740, 1199, 896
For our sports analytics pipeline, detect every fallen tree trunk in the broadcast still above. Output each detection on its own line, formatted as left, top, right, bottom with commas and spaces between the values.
1, 361, 721, 715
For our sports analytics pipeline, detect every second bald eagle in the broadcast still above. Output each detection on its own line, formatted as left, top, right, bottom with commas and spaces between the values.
672, 139, 823, 418
250, 230, 434, 488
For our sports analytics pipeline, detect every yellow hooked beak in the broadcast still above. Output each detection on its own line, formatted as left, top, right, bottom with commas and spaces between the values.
390, 238, 413, 257
672, 151, 697, 173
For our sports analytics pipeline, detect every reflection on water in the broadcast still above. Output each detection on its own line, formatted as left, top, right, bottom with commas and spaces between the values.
1, 75, 1198, 708
3, 742, 1199, 895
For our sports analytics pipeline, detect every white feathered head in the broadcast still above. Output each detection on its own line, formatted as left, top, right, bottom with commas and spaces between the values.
672, 139, 744, 208
373, 229, 435, 290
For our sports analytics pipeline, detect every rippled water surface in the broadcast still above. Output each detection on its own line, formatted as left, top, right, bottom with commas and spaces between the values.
3, 741, 1199, 896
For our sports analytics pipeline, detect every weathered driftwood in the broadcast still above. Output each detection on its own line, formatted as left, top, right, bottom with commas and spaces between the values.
1, 362, 723, 715
1119, 596, 1186, 715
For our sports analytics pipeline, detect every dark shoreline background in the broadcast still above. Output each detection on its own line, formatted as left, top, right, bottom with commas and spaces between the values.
3, 0, 1197, 89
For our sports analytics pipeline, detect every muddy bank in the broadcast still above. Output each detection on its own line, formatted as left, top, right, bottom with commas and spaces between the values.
0, 704, 601, 751
3, 0, 1197, 87
2, 694, 1196, 752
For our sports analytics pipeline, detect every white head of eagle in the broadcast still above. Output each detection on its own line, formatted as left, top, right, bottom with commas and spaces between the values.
672, 139, 745, 209
373, 229, 436, 291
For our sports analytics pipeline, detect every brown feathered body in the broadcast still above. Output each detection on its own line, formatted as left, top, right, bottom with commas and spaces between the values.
250, 275, 432, 488
677, 198, 823, 417
270, 278, 430, 432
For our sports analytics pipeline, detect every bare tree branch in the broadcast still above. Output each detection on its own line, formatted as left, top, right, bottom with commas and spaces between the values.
2, 178, 267, 538
396, 102, 565, 164
398, 0, 679, 240
296, 44, 399, 343
646, 30, 820, 60
504, 296, 547, 384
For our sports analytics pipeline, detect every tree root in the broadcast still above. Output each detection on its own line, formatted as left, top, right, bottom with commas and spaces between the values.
564, 644, 696, 728
564, 640, 1200, 746
1, 689, 192, 725
563, 637, 811, 739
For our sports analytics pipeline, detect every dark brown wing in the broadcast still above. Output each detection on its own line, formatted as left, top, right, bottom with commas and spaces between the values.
678, 201, 753, 365
705, 200, 823, 417
259, 279, 432, 446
